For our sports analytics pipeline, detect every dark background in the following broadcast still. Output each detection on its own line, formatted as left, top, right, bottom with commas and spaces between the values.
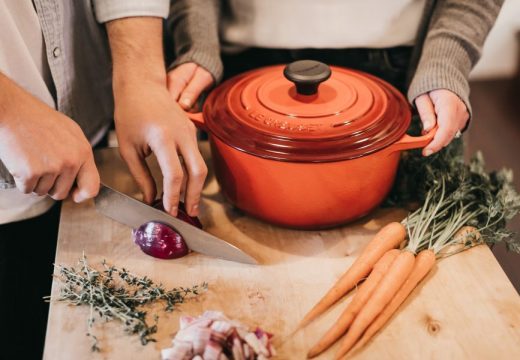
466, 50, 520, 292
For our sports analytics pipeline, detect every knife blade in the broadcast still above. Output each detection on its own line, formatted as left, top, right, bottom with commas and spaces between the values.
94, 184, 257, 265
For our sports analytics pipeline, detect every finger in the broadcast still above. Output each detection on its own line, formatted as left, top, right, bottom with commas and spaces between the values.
119, 147, 157, 204
72, 156, 100, 203
423, 106, 459, 156
179, 67, 214, 110
167, 63, 198, 102
179, 140, 208, 216
48, 169, 77, 200
415, 94, 437, 133
33, 173, 58, 196
150, 141, 184, 216
456, 100, 470, 131
430, 89, 470, 130
13, 173, 39, 194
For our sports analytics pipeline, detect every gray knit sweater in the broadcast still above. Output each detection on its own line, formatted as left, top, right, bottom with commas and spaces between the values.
167, 0, 504, 116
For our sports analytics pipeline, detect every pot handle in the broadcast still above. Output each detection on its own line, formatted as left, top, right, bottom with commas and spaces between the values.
388, 126, 438, 153
184, 111, 207, 131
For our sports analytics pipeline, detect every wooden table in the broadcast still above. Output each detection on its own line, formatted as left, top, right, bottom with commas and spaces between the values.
44, 144, 520, 359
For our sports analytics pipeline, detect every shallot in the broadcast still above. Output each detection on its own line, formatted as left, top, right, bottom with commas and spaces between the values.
133, 200, 203, 259
161, 311, 276, 360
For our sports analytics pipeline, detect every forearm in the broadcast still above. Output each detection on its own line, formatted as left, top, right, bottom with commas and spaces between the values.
167, 0, 223, 83
408, 0, 504, 113
0, 72, 24, 124
106, 17, 167, 93
0, 74, 16, 186
0, 73, 25, 187
0, 72, 53, 126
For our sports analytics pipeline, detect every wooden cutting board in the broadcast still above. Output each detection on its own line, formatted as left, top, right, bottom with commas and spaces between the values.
43, 143, 520, 360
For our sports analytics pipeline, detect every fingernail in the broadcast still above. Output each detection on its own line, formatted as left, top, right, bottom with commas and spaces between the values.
181, 98, 191, 108
191, 204, 199, 216
74, 194, 85, 203
424, 149, 433, 157
170, 206, 178, 216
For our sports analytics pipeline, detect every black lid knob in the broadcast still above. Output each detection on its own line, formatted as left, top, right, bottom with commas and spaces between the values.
283, 60, 331, 96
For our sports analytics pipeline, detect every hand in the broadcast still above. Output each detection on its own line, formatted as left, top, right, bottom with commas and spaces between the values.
113, 79, 207, 217
167, 63, 214, 111
0, 74, 99, 202
107, 18, 207, 217
415, 89, 469, 156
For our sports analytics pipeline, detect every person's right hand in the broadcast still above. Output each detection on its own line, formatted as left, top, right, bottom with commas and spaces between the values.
0, 74, 99, 202
167, 62, 214, 111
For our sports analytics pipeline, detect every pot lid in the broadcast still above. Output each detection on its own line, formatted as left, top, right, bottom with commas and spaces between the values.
203, 60, 411, 162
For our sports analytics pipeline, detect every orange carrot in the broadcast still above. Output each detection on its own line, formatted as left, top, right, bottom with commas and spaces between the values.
298, 222, 406, 330
335, 250, 416, 359
439, 226, 481, 257
307, 249, 400, 358
352, 249, 436, 353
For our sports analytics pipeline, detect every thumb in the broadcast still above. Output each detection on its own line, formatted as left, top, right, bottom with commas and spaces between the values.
179, 66, 214, 110
167, 63, 198, 102
72, 156, 100, 203
415, 94, 437, 133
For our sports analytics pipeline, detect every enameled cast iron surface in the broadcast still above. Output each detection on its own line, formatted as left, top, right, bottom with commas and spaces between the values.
188, 62, 434, 228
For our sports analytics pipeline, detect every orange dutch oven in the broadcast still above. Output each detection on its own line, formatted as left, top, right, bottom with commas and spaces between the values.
187, 60, 435, 229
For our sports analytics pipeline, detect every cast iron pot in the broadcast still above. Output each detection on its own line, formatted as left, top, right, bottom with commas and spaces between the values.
186, 60, 434, 229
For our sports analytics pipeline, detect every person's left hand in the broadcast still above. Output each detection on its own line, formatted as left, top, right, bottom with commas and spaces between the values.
167, 62, 214, 111
414, 89, 469, 156
113, 79, 208, 217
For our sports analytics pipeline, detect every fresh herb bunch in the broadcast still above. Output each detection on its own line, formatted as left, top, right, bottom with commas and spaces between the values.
46, 254, 208, 351
386, 137, 465, 206
398, 147, 520, 254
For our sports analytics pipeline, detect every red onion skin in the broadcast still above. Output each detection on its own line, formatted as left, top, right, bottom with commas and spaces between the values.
133, 222, 189, 259
133, 199, 203, 259
152, 199, 203, 229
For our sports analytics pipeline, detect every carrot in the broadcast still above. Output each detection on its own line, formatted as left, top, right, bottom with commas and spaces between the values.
307, 249, 400, 359
298, 222, 406, 330
438, 226, 481, 257
335, 250, 416, 359
352, 249, 436, 353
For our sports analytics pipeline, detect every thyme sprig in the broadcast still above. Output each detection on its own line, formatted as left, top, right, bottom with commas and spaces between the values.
45, 254, 208, 351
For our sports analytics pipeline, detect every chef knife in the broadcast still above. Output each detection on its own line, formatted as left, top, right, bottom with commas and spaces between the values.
94, 184, 257, 265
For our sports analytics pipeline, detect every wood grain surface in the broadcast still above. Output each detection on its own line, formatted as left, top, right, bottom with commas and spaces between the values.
43, 143, 520, 360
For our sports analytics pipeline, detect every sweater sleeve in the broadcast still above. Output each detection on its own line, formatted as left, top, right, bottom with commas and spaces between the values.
166, 0, 223, 83
407, 0, 505, 116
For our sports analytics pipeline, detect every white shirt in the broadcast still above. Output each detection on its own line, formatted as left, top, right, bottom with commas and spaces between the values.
0, 0, 56, 223
0, 0, 170, 224
221, 0, 427, 49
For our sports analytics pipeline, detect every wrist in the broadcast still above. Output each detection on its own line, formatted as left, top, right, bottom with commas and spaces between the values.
113, 70, 166, 96
0, 73, 27, 127
0, 74, 15, 124
107, 17, 167, 92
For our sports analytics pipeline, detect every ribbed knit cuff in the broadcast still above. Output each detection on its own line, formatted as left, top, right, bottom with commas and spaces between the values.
168, 48, 223, 84
167, 0, 221, 83
408, 36, 473, 119
93, 0, 169, 23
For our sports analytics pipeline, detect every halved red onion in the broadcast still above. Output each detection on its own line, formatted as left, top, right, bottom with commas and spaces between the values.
133, 199, 203, 259
152, 199, 203, 229
132, 221, 189, 259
